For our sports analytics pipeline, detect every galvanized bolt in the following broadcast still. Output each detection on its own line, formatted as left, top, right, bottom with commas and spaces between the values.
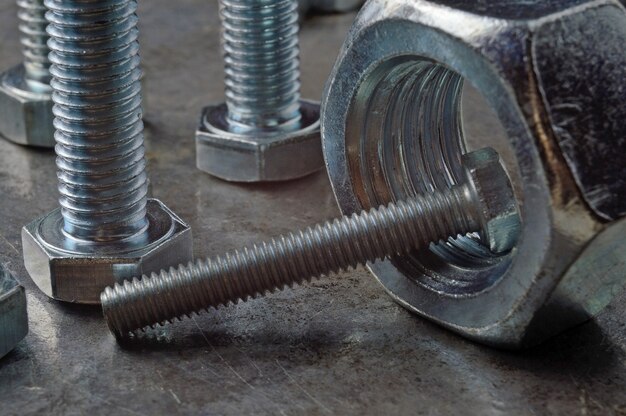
0, 0, 55, 147
102, 148, 520, 337
21, 0, 193, 304
195, 0, 324, 182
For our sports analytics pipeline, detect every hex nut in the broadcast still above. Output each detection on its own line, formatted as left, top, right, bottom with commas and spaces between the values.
22, 199, 193, 304
322, 0, 626, 347
0, 264, 28, 359
299, 0, 364, 13
0, 64, 54, 148
462, 148, 520, 253
195, 100, 324, 182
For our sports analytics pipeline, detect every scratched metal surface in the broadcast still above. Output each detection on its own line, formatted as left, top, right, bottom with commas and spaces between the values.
0, 1, 625, 415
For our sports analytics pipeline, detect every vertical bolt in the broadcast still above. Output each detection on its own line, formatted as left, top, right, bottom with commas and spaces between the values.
20, 0, 193, 304
221, 0, 301, 133
18, 0, 52, 89
46, 0, 149, 242
195, 0, 324, 182
102, 149, 520, 336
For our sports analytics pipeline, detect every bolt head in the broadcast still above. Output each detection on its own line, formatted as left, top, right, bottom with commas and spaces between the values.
195, 101, 324, 182
0, 265, 28, 358
462, 148, 521, 254
21, 199, 193, 304
0, 64, 54, 148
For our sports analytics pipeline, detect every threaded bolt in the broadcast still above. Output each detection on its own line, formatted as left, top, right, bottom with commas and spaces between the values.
221, 0, 302, 133
45, 0, 149, 242
17, 0, 51, 88
102, 150, 519, 337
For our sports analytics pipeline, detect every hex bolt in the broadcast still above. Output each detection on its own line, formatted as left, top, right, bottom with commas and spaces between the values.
0, 0, 55, 147
102, 148, 520, 337
21, 0, 193, 304
195, 0, 324, 182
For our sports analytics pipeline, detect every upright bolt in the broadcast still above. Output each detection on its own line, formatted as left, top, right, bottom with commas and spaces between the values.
0, 0, 55, 147
195, 0, 324, 182
21, 0, 193, 304
102, 148, 521, 337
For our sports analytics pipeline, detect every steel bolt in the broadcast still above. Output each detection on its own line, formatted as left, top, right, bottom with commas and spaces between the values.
195, 0, 324, 182
102, 148, 520, 337
21, 0, 193, 304
0, 0, 55, 147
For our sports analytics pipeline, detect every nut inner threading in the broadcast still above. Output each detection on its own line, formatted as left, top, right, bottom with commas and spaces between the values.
347, 56, 515, 296
220, 0, 302, 133
46, 0, 149, 243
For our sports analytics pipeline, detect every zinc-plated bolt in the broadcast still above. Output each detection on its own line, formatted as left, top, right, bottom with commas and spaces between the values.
195, 0, 324, 182
20, 0, 193, 304
0, 0, 55, 147
102, 148, 520, 337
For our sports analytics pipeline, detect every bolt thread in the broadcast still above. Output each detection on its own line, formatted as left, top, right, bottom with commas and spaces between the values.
45, 0, 149, 242
220, 0, 302, 133
17, 0, 51, 86
102, 185, 481, 336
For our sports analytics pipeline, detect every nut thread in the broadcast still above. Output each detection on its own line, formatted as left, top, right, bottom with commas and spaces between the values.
102, 184, 481, 336
220, 0, 302, 132
45, 0, 149, 242
17, 0, 51, 86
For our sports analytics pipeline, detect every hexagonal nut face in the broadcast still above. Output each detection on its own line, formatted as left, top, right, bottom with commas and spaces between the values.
0, 65, 55, 148
462, 148, 520, 254
21, 199, 193, 304
195, 101, 324, 182
0, 265, 28, 359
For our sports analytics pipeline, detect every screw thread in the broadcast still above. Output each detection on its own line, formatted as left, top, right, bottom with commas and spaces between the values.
45, 0, 149, 242
220, 0, 302, 133
102, 184, 481, 336
17, 0, 51, 86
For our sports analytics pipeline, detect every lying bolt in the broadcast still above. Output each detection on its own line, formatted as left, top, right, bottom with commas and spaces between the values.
195, 0, 324, 182
21, 0, 193, 304
0, 0, 55, 147
102, 148, 520, 337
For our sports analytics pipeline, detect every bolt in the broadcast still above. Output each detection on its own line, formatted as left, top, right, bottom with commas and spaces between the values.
195, 0, 324, 182
0, 0, 54, 147
102, 148, 520, 337
21, 0, 193, 304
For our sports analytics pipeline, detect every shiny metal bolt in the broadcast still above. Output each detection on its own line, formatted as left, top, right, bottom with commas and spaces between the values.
0, 0, 55, 147
20, 0, 193, 304
195, 0, 324, 182
102, 148, 520, 337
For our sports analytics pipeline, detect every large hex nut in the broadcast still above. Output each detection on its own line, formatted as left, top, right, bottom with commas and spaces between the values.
321, 0, 626, 347
22, 199, 193, 304
195, 100, 324, 182
0, 64, 54, 148
0, 264, 28, 359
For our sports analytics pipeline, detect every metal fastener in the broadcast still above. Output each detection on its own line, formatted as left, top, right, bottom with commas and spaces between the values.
195, 0, 324, 182
322, 0, 626, 347
101, 148, 520, 337
21, 0, 193, 304
298, 0, 364, 15
0, 264, 28, 359
0, 0, 55, 147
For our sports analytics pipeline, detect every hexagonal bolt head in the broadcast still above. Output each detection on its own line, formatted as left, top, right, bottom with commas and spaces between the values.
462, 148, 521, 253
0, 265, 28, 359
0, 64, 54, 148
195, 100, 324, 182
22, 199, 193, 304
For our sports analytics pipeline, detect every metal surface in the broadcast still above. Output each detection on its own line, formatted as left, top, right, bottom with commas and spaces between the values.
195, 0, 324, 182
21, 0, 193, 304
298, 0, 364, 14
0, 264, 28, 359
0, 0, 54, 147
102, 148, 520, 337
0, 1, 624, 414
322, 0, 626, 348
